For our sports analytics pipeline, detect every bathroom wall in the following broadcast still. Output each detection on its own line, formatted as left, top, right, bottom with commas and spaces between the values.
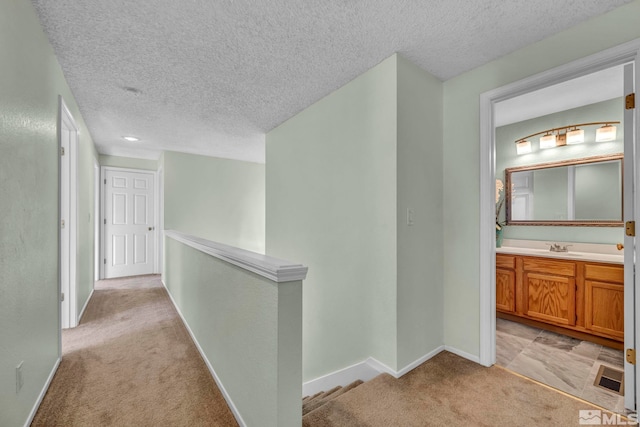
496, 98, 624, 244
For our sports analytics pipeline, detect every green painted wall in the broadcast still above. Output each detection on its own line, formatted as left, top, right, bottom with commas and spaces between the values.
496, 98, 624, 244
267, 55, 398, 378
396, 56, 444, 368
267, 54, 444, 379
0, 0, 98, 425
163, 151, 265, 253
164, 237, 302, 427
99, 154, 158, 171
443, 0, 640, 357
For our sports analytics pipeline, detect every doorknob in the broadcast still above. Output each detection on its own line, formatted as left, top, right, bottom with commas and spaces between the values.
148, 226, 155, 231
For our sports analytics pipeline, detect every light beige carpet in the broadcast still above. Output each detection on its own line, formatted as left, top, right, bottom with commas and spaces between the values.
33, 274, 629, 427
32, 275, 238, 427
303, 351, 623, 427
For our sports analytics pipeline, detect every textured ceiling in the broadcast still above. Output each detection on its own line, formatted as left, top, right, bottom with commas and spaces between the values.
31, 0, 633, 163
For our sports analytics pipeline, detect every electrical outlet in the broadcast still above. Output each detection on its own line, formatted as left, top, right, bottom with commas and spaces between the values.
16, 361, 24, 394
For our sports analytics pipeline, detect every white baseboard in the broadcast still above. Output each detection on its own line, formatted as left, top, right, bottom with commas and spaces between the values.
303, 359, 382, 397
367, 345, 446, 379
24, 357, 61, 427
444, 345, 480, 364
304, 345, 446, 396
161, 280, 247, 427
395, 345, 446, 377
77, 288, 95, 323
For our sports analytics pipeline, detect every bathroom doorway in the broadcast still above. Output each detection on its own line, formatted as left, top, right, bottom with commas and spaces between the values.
479, 43, 640, 414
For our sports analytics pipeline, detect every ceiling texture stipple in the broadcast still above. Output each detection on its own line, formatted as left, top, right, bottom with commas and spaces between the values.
31, 0, 632, 163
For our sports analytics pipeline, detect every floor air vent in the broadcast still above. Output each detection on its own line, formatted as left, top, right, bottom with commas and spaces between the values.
594, 365, 624, 395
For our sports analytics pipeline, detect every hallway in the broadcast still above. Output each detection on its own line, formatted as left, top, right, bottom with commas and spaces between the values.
32, 275, 237, 426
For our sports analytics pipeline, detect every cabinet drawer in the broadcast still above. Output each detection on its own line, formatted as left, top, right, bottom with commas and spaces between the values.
496, 255, 515, 270
585, 264, 624, 284
523, 257, 575, 277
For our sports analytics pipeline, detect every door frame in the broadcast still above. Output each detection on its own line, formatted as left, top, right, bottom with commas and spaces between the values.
94, 159, 100, 281
58, 96, 78, 330
479, 39, 640, 404
99, 166, 159, 279
157, 166, 164, 277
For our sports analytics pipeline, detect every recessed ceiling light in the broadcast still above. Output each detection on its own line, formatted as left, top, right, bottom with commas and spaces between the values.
122, 136, 140, 142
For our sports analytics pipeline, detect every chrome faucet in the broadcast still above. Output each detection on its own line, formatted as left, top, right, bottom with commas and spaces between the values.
546, 243, 572, 253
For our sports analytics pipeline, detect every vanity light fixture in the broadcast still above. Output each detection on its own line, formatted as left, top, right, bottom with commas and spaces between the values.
566, 128, 585, 145
595, 124, 617, 142
122, 136, 140, 142
514, 121, 620, 155
539, 133, 557, 149
515, 140, 532, 155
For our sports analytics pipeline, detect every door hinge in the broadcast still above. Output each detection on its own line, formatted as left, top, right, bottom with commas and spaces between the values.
61, 293, 64, 302
626, 93, 635, 109
626, 348, 636, 365
625, 221, 635, 237
61, 219, 65, 229
60, 146, 65, 156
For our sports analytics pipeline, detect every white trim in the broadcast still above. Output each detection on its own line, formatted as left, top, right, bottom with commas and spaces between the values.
100, 166, 158, 279
303, 346, 446, 396
444, 346, 481, 364
394, 345, 446, 377
161, 279, 247, 427
156, 166, 164, 275
165, 230, 308, 283
59, 96, 78, 329
302, 359, 382, 397
478, 38, 640, 368
94, 159, 100, 282
77, 288, 94, 323
23, 357, 61, 427
623, 62, 637, 410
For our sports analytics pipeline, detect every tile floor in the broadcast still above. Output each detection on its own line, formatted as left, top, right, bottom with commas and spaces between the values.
496, 318, 626, 413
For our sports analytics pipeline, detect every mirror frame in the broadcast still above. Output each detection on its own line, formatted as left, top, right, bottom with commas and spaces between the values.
505, 153, 624, 227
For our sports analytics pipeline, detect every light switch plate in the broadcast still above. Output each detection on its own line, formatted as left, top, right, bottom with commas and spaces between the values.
407, 208, 414, 226
16, 361, 23, 393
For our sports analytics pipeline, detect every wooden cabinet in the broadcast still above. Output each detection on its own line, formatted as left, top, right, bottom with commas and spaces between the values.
496, 255, 516, 313
584, 264, 624, 340
522, 257, 576, 326
496, 253, 623, 344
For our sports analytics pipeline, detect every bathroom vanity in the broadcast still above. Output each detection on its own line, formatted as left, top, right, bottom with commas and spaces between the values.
496, 245, 624, 349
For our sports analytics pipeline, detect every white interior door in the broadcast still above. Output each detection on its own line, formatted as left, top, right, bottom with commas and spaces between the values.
623, 62, 636, 410
59, 98, 77, 330
103, 168, 156, 278
60, 127, 70, 329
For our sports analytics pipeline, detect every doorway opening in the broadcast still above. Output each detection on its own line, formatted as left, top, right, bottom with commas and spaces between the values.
479, 41, 640, 414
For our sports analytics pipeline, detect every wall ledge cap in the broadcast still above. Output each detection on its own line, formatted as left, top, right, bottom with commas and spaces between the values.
165, 230, 307, 283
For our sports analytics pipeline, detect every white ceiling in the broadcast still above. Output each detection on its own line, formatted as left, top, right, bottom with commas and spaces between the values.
495, 65, 625, 127
31, 0, 633, 163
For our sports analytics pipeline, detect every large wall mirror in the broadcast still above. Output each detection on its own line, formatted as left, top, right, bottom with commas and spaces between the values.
505, 154, 623, 227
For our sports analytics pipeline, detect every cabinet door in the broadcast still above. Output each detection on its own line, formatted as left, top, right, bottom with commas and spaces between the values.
524, 273, 576, 326
496, 268, 515, 313
585, 280, 624, 340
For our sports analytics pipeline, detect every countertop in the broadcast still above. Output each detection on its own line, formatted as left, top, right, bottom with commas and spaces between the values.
496, 246, 623, 264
